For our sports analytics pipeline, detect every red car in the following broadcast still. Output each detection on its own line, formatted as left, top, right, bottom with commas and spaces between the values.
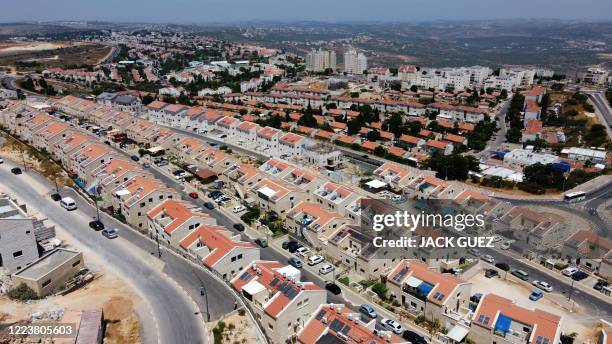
188, 192, 199, 199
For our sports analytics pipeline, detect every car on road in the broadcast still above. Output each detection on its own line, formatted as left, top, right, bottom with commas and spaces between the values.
325, 281, 342, 295
203, 202, 215, 210
532, 280, 553, 292
217, 134, 227, 139
402, 330, 427, 344
233, 223, 245, 232
500, 240, 514, 250
60, 197, 77, 211
468, 248, 480, 256
142, 162, 150, 168
485, 269, 499, 278
480, 254, 495, 264
0, 158, 3, 164
102, 228, 118, 239
130, 155, 140, 162
359, 304, 377, 318
511, 269, 529, 281
11, 167, 22, 175
254, 238, 268, 248
50, 193, 62, 201
296, 246, 311, 257
188, 192, 199, 199
232, 205, 246, 213
495, 262, 510, 271
529, 289, 544, 301
380, 318, 403, 334
89, 220, 105, 231
288, 257, 302, 268
571, 271, 589, 281
562, 266, 579, 277
307, 255, 324, 266
319, 264, 335, 275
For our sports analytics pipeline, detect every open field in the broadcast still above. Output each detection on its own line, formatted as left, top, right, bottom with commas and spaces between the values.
0, 41, 110, 70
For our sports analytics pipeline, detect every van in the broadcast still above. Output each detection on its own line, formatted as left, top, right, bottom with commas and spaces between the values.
511, 269, 529, 281
60, 197, 77, 210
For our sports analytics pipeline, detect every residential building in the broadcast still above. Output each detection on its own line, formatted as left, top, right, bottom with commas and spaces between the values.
305, 49, 337, 72
471, 294, 562, 344
231, 260, 327, 344
344, 50, 367, 75
250, 178, 307, 217
0, 195, 40, 272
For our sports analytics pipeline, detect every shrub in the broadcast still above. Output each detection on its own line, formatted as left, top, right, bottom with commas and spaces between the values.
338, 276, 349, 286
415, 315, 426, 325
371, 282, 388, 301
7, 283, 38, 301
238, 308, 245, 316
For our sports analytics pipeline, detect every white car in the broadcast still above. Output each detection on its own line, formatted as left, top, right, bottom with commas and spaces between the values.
0, 158, 3, 164
480, 254, 495, 264
492, 235, 503, 243
380, 318, 403, 334
532, 280, 553, 292
319, 264, 335, 275
562, 266, 579, 277
296, 247, 311, 257
307, 255, 324, 266
232, 205, 246, 213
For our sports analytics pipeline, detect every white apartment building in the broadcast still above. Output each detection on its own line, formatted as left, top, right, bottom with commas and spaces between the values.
0, 195, 40, 273
583, 67, 609, 85
343, 50, 367, 75
305, 49, 337, 72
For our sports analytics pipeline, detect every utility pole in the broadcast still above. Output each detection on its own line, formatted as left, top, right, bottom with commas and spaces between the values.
155, 230, 162, 258
192, 269, 211, 322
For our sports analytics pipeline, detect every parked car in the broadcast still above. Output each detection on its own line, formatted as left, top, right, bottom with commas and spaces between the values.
594, 279, 610, 291
319, 264, 335, 275
359, 304, 377, 318
50, 193, 62, 201
142, 162, 150, 168
10, 167, 22, 175
529, 289, 544, 301
480, 254, 495, 264
288, 243, 301, 254
102, 228, 118, 239
188, 192, 199, 199
0, 158, 3, 164
495, 262, 511, 271
233, 223, 245, 232
232, 205, 246, 213
89, 220, 104, 231
571, 271, 589, 281
282, 240, 296, 250
402, 330, 427, 344
203, 202, 215, 210
288, 257, 302, 269
531, 280, 553, 292
500, 240, 513, 250
254, 238, 268, 248
296, 247, 311, 258
511, 269, 529, 281
562, 266, 579, 277
307, 255, 324, 266
380, 318, 403, 334
325, 281, 342, 295
485, 269, 498, 278
60, 197, 77, 211
130, 155, 140, 162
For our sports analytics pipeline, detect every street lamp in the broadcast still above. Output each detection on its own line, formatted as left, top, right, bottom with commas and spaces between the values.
155, 230, 162, 258
192, 270, 210, 322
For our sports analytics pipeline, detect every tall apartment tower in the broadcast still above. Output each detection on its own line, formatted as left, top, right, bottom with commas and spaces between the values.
344, 50, 367, 75
305, 49, 337, 72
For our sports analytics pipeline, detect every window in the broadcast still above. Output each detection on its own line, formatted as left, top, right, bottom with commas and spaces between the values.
72, 260, 81, 267
25, 230, 30, 234
159, 195, 164, 200
42, 279, 52, 288
12, 251, 23, 258
140, 202, 145, 208
268, 324, 273, 330
237, 254, 243, 260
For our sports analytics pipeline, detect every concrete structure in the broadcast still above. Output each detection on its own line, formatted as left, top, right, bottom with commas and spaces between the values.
11, 248, 84, 297
0, 195, 40, 272
344, 50, 367, 75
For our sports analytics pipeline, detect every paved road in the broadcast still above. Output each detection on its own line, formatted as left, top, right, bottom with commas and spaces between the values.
0, 159, 228, 344
585, 90, 612, 137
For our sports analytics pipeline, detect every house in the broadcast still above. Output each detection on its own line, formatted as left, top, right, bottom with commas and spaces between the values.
444, 134, 468, 147
426, 139, 453, 155
524, 86, 546, 103
146, 100, 168, 122
256, 126, 283, 154
285, 202, 349, 244
221, 163, 267, 199
398, 134, 425, 149
249, 178, 307, 217
147, 199, 216, 247
524, 100, 541, 123
563, 230, 612, 274
175, 137, 208, 162
298, 303, 405, 344
521, 119, 543, 142
235, 121, 260, 146
258, 159, 296, 179
160, 104, 189, 127
303, 143, 343, 170
280, 167, 325, 195
0, 195, 41, 272
313, 181, 360, 216
216, 116, 241, 138
471, 294, 562, 344
231, 260, 327, 344
406, 175, 459, 199
278, 132, 308, 159
112, 176, 179, 230
85, 158, 143, 191
180, 224, 259, 279
373, 162, 419, 189
194, 148, 235, 173
70, 143, 118, 180
386, 260, 472, 325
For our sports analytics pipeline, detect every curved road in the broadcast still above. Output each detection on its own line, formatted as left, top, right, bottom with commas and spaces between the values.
0, 159, 208, 344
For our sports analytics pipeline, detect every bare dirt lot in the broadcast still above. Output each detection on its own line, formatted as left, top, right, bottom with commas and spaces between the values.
0, 41, 110, 70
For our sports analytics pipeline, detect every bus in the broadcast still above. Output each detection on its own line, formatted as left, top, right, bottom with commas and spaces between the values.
564, 191, 586, 203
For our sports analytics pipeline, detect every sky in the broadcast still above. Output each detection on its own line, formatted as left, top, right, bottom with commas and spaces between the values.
1, 0, 611, 23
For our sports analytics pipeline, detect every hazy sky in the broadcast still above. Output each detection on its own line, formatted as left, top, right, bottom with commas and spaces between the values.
2, 0, 611, 23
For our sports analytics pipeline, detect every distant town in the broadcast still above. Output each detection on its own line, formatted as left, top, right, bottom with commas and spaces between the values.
0, 22, 610, 344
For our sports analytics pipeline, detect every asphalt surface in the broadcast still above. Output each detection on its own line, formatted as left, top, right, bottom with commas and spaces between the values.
0, 159, 239, 344
586, 91, 612, 137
